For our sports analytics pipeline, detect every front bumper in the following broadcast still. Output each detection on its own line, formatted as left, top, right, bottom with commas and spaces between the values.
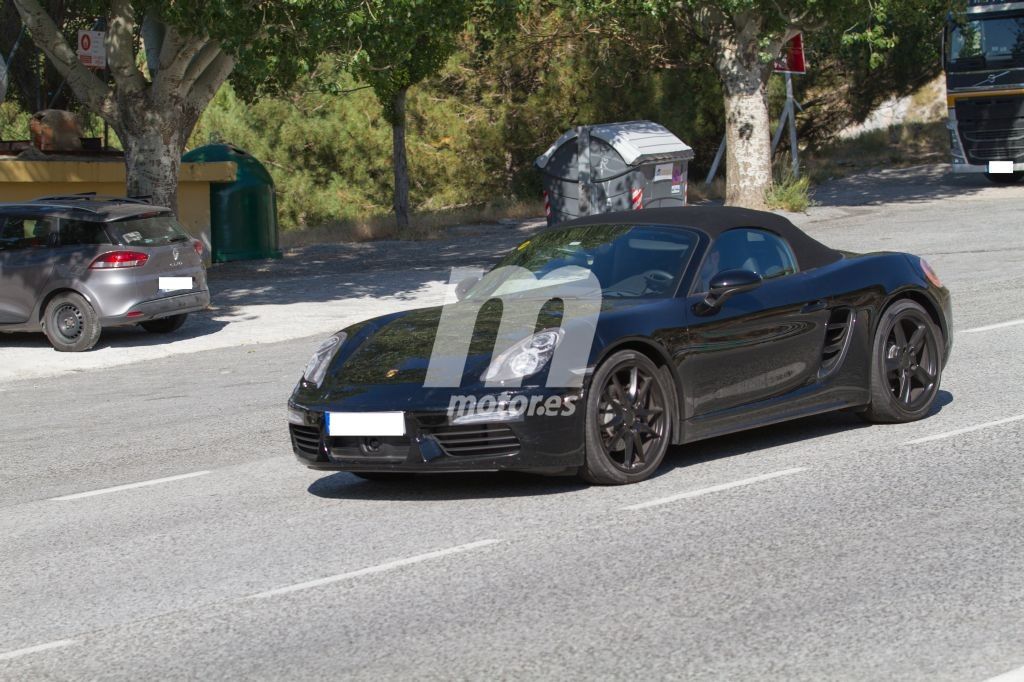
288, 391, 586, 475
100, 289, 211, 326
950, 162, 1024, 174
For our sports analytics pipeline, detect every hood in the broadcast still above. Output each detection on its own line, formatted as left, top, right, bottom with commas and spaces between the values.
324, 300, 569, 391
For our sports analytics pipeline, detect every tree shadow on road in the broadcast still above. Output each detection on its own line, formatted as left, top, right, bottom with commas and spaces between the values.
811, 165, 1009, 207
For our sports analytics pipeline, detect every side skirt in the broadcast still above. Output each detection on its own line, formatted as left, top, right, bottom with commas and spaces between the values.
682, 385, 870, 444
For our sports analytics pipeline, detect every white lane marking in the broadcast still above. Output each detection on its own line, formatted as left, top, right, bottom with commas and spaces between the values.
50, 471, 212, 501
905, 414, 1024, 445
962, 319, 1024, 334
0, 639, 79, 662
250, 539, 503, 599
986, 663, 1024, 682
621, 468, 807, 511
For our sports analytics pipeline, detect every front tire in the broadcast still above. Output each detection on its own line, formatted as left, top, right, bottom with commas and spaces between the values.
860, 300, 943, 423
42, 292, 101, 352
581, 350, 672, 485
140, 313, 188, 334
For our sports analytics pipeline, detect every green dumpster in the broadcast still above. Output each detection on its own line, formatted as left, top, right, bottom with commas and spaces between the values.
182, 144, 282, 262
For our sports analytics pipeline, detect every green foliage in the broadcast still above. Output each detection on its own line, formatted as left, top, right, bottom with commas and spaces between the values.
0, 101, 26, 140
143, 0, 354, 100
764, 171, 812, 212
189, 4, 732, 230
342, 0, 480, 121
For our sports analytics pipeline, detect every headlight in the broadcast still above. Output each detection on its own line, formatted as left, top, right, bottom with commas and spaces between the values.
483, 329, 564, 384
302, 332, 346, 387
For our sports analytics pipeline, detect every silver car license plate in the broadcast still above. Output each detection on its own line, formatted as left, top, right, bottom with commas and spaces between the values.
158, 276, 193, 291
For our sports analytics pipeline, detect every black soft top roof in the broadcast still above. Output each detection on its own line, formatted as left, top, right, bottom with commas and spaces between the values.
564, 206, 843, 270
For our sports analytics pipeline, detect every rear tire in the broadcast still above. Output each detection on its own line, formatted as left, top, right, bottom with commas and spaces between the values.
580, 350, 672, 485
860, 300, 943, 424
140, 313, 188, 334
42, 292, 101, 352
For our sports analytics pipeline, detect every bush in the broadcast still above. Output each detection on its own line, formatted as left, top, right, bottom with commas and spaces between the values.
765, 172, 813, 212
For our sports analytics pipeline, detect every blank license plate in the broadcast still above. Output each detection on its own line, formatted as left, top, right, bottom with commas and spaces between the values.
159, 276, 193, 291
988, 160, 1015, 174
327, 412, 406, 437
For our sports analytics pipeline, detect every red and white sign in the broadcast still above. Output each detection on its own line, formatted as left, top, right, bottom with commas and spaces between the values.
774, 33, 806, 74
77, 30, 106, 69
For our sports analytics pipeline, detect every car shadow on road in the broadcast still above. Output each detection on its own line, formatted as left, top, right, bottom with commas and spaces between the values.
307, 390, 954, 498
654, 389, 954, 479
307, 470, 588, 501
0, 314, 232, 351
811, 165, 1010, 207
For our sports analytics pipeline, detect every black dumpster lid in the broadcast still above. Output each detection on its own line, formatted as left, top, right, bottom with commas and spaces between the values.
535, 121, 694, 170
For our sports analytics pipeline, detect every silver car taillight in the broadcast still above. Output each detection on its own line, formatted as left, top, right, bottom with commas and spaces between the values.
89, 251, 150, 269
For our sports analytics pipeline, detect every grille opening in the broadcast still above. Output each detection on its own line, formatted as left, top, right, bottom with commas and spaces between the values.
955, 96, 1024, 164
819, 307, 855, 378
290, 424, 321, 456
328, 434, 409, 460
420, 422, 521, 458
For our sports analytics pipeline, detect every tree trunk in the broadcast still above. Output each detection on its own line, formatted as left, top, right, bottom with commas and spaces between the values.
120, 125, 185, 211
714, 22, 773, 210
391, 87, 411, 231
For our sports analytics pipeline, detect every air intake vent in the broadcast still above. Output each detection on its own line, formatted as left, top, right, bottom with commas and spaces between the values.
421, 423, 520, 458
819, 307, 855, 379
290, 424, 321, 457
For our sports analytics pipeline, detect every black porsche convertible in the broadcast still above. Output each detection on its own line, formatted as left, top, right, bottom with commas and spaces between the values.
288, 206, 952, 485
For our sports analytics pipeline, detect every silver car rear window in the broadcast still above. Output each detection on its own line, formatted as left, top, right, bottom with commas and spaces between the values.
107, 215, 191, 247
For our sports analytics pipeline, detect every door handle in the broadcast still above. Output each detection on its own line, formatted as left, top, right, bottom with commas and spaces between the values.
802, 299, 827, 313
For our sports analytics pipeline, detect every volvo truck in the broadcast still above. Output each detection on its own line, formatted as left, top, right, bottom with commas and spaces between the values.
945, 0, 1024, 183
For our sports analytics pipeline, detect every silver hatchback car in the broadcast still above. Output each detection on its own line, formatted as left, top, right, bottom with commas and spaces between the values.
0, 194, 210, 351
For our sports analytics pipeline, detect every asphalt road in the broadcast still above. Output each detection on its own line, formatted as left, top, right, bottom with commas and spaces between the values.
2, 166, 1023, 680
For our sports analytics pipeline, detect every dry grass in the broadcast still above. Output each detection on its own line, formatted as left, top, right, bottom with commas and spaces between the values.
279, 200, 543, 248
688, 177, 725, 204
765, 171, 813, 212
806, 120, 949, 184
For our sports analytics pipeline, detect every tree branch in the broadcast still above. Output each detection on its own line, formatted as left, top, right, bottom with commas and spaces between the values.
11, 0, 117, 123
106, 0, 147, 96
187, 50, 235, 112
180, 42, 223, 94
153, 27, 206, 100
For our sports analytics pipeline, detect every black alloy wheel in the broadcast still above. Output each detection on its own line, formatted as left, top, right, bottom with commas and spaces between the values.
862, 300, 943, 423
582, 350, 672, 485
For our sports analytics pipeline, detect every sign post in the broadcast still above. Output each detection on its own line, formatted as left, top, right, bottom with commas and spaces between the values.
706, 33, 808, 186
76, 30, 106, 69
772, 33, 806, 178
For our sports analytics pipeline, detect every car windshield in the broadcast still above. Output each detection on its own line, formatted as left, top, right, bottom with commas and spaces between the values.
465, 225, 699, 300
106, 215, 191, 247
948, 13, 1024, 67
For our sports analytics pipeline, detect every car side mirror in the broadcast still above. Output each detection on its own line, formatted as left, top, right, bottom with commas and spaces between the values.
454, 274, 481, 301
696, 269, 763, 314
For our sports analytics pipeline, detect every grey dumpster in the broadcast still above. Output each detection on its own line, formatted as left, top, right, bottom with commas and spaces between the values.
535, 121, 694, 226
